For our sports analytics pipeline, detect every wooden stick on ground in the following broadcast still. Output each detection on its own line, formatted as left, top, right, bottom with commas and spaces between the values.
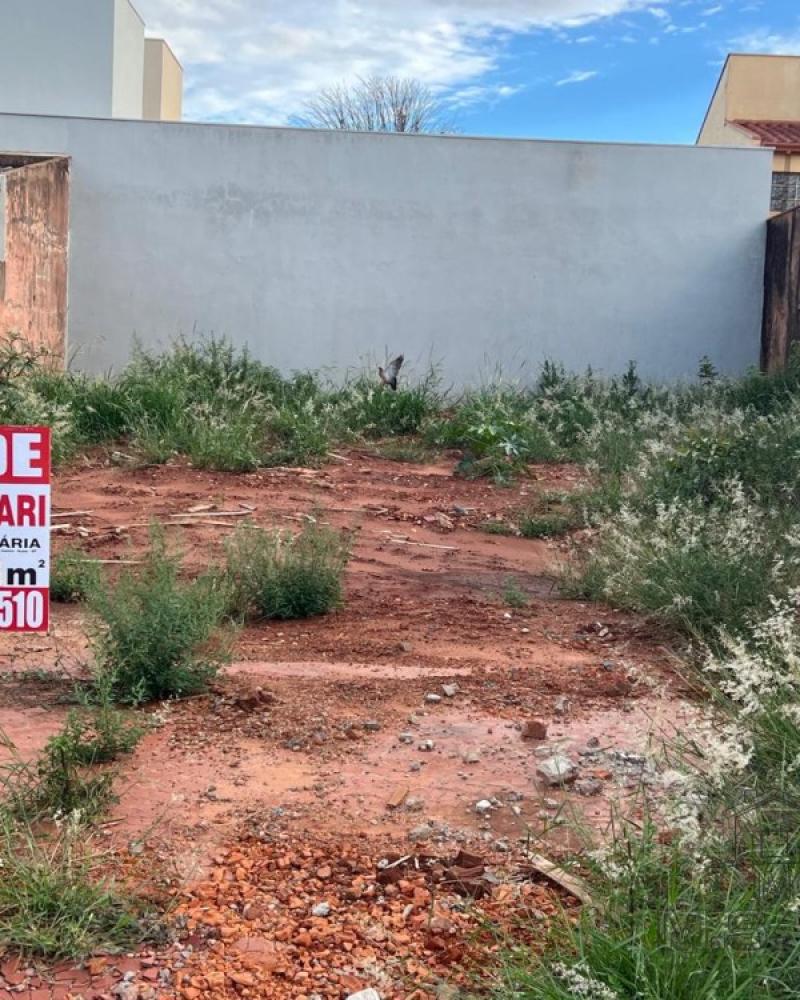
383, 535, 458, 552
524, 852, 594, 907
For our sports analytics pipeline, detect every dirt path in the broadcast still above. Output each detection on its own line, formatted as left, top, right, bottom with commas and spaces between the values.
0, 452, 693, 999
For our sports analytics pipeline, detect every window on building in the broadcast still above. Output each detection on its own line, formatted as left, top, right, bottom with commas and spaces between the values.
771, 172, 800, 214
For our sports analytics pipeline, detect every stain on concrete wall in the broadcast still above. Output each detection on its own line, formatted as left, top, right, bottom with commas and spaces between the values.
0, 156, 69, 364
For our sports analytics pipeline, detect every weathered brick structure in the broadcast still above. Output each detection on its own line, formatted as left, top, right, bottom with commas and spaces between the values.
0, 155, 69, 365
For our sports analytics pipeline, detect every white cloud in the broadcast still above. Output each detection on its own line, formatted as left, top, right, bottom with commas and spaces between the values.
556, 69, 600, 84
702, 5, 723, 14
731, 28, 800, 55
445, 82, 525, 107
134, 0, 666, 123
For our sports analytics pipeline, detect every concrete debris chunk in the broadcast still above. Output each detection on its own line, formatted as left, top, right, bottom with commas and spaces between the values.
536, 755, 577, 786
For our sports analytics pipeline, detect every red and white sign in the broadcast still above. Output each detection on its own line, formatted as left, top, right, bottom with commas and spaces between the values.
0, 427, 51, 633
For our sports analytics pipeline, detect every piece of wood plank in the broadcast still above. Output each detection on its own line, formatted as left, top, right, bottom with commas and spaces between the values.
524, 852, 593, 907
170, 510, 252, 519
52, 510, 93, 519
386, 786, 409, 810
385, 536, 458, 552
84, 559, 144, 566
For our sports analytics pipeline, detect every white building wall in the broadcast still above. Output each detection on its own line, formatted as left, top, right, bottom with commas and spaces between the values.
112, 0, 146, 120
0, 0, 116, 118
0, 114, 773, 383
0, 0, 147, 121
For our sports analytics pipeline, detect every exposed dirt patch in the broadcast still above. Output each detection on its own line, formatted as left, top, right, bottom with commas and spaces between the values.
0, 451, 692, 998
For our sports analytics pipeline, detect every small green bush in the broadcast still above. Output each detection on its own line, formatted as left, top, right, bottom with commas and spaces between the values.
224, 520, 351, 621
50, 549, 99, 603
1, 726, 113, 823
501, 577, 528, 608
333, 369, 442, 438
518, 513, 572, 539
88, 529, 230, 704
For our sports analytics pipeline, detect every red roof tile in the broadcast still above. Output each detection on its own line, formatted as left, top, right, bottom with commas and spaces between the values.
731, 120, 800, 153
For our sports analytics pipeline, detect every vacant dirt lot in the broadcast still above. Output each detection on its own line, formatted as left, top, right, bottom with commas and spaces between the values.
0, 451, 694, 999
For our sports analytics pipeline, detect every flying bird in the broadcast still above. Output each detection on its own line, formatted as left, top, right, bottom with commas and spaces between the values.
378, 354, 404, 391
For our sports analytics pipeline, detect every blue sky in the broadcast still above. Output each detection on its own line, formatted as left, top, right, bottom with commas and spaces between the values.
136, 0, 799, 144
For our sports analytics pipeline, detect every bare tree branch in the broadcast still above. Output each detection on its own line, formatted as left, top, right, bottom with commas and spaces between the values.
297, 76, 456, 134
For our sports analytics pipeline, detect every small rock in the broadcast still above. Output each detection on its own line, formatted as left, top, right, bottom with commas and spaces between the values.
410, 761, 422, 772
363, 720, 382, 732
398, 732, 414, 744
442, 683, 459, 698
543, 797, 560, 809
554, 696, 570, 715
346, 991, 382, 1000
536, 755, 577, 786
462, 750, 481, 764
400, 641, 413, 653
494, 839, 511, 852
475, 799, 493, 815
311, 902, 331, 918
405, 796, 425, 812
418, 740, 435, 752
521, 719, 548, 741
425, 693, 443, 705
586, 736, 601, 749
408, 824, 434, 843
574, 778, 603, 797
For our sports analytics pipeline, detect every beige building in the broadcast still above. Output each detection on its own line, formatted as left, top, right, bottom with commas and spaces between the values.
143, 39, 183, 122
698, 53, 800, 213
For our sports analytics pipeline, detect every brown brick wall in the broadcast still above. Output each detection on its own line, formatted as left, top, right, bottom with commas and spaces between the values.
0, 157, 69, 366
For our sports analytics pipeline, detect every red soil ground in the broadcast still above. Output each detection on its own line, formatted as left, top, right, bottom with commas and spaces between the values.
0, 452, 695, 1000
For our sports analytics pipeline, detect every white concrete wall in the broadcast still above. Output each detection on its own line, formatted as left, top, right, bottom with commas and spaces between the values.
0, 114, 773, 383
0, 0, 115, 118
112, 0, 146, 120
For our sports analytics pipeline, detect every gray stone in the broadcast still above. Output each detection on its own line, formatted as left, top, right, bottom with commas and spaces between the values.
574, 778, 603, 797
405, 796, 425, 812
554, 696, 570, 715
475, 799, 493, 815
419, 740, 435, 752
536, 755, 577, 786
398, 732, 414, 744
312, 902, 331, 917
462, 750, 481, 764
425, 693, 443, 705
363, 720, 382, 732
442, 683, 459, 698
408, 824, 434, 843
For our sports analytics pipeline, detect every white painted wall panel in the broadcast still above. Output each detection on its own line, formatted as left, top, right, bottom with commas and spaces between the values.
0, 114, 773, 383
